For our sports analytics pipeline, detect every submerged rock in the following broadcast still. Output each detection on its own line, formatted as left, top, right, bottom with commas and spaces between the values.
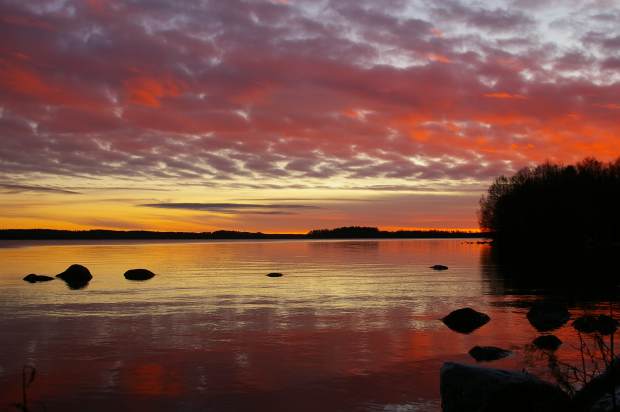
440, 362, 571, 412
430, 264, 449, 270
532, 335, 562, 351
124, 268, 155, 281
468, 346, 512, 362
526, 301, 570, 332
55, 264, 92, 289
23, 274, 54, 283
266, 272, 283, 277
442, 307, 490, 334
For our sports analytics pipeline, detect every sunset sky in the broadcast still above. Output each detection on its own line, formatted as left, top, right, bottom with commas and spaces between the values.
1, 0, 619, 232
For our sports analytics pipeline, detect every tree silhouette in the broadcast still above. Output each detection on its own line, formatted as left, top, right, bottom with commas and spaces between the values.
479, 157, 620, 249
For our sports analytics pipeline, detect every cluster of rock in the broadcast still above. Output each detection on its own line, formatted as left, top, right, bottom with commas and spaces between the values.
24, 266, 283, 288
440, 302, 619, 411
23, 264, 156, 289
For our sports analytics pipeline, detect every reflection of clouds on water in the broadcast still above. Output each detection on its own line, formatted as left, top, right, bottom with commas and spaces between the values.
0, 239, 617, 411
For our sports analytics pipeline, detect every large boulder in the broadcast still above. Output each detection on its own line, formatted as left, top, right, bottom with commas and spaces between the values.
526, 301, 570, 332
468, 346, 512, 362
532, 335, 562, 351
266, 272, 283, 277
573, 358, 620, 411
588, 388, 620, 412
442, 307, 490, 334
430, 264, 449, 270
440, 362, 571, 412
23, 274, 54, 283
55, 264, 92, 289
124, 268, 155, 281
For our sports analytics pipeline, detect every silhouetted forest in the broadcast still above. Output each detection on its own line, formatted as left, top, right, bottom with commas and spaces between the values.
479, 157, 620, 250
0, 227, 485, 241
307, 226, 482, 239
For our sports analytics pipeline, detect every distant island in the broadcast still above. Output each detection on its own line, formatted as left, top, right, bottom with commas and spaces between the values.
0, 226, 487, 241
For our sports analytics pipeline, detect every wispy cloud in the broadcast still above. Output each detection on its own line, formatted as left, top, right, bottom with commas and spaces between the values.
139, 202, 320, 215
0, 183, 80, 194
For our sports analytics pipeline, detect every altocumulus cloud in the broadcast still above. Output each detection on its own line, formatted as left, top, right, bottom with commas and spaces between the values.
0, 0, 619, 191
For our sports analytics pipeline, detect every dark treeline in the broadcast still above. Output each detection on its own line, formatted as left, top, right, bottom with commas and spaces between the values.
479, 157, 620, 251
0, 227, 485, 240
307, 226, 483, 239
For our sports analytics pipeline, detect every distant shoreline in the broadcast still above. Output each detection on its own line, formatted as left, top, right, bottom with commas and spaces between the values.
0, 228, 489, 241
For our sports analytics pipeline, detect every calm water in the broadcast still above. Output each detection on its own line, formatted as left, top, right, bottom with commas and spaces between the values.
0, 239, 617, 411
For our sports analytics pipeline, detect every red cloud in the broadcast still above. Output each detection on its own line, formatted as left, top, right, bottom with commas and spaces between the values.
124, 76, 184, 108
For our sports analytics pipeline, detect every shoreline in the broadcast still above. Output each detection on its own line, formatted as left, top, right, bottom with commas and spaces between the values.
0, 236, 491, 249
0, 228, 488, 242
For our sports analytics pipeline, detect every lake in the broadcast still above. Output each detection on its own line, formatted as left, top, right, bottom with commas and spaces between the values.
0, 239, 617, 411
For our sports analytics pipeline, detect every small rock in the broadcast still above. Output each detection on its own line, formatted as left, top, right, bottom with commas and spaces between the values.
124, 268, 156, 281
267, 272, 283, 277
23, 274, 54, 283
55, 264, 92, 289
468, 346, 512, 362
440, 362, 571, 412
526, 301, 570, 332
442, 307, 490, 334
532, 335, 562, 351
573, 315, 600, 334
573, 315, 618, 335
430, 264, 449, 270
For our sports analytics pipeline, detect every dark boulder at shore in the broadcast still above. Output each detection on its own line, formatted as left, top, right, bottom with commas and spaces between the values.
430, 264, 449, 270
573, 315, 618, 336
23, 274, 55, 283
526, 301, 570, 332
572, 358, 620, 412
440, 362, 571, 412
588, 388, 620, 412
441, 307, 490, 334
55, 264, 92, 289
124, 268, 156, 281
468, 346, 512, 362
532, 335, 562, 351
266, 272, 283, 277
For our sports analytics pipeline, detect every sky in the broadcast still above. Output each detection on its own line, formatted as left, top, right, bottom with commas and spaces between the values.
1, 0, 619, 232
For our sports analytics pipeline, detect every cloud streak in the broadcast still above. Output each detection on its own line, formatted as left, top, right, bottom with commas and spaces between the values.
139, 202, 320, 215
0, 183, 80, 195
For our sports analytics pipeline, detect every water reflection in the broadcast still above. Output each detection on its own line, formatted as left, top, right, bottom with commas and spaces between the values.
0, 239, 617, 411
480, 245, 620, 303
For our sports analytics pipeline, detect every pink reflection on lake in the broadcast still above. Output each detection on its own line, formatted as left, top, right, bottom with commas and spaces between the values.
0, 239, 617, 411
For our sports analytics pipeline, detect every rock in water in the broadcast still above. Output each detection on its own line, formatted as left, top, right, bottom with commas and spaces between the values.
440, 362, 571, 412
532, 335, 562, 351
573, 315, 618, 335
526, 301, 570, 332
23, 274, 54, 283
442, 308, 490, 334
469, 346, 512, 362
56, 264, 92, 289
430, 264, 449, 270
124, 269, 156, 281
266, 272, 283, 277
